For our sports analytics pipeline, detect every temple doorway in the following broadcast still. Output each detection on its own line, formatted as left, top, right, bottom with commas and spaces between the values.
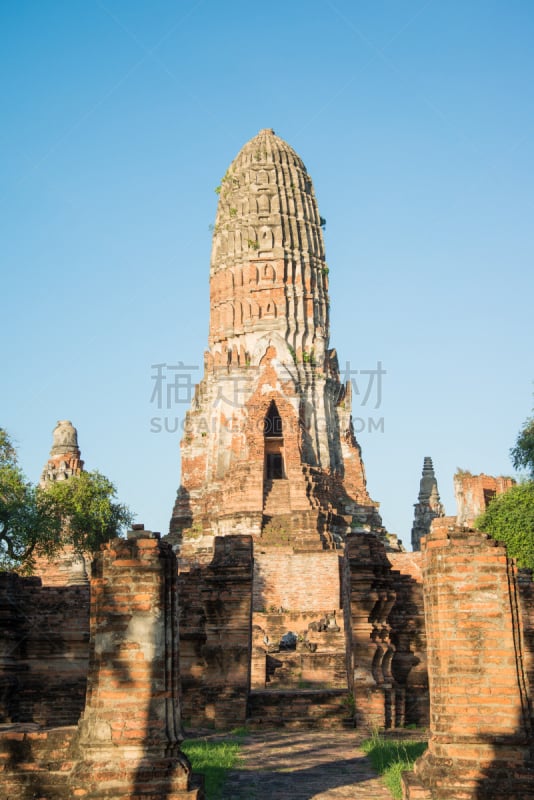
264, 401, 285, 480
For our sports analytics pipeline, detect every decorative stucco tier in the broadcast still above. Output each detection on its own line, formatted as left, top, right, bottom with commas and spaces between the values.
170, 128, 385, 553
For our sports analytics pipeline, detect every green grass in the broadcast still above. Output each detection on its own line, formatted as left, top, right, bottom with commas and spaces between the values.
361, 731, 428, 800
182, 730, 245, 800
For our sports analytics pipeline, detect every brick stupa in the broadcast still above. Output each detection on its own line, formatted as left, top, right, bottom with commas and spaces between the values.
170, 128, 384, 555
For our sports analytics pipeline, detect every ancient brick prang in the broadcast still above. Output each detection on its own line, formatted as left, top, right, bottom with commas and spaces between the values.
35, 420, 90, 586
164, 129, 418, 736
39, 420, 84, 486
402, 518, 534, 800
168, 129, 414, 733
411, 457, 444, 551
170, 128, 384, 553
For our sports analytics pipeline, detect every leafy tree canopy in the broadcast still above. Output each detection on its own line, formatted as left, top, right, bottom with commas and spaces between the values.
475, 482, 534, 571
0, 428, 133, 573
510, 414, 534, 479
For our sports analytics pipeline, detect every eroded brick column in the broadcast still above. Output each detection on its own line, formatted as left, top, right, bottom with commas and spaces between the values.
71, 529, 202, 800
403, 518, 534, 800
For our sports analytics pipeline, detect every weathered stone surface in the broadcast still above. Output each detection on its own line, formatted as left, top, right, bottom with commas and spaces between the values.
247, 689, 354, 729
0, 724, 77, 800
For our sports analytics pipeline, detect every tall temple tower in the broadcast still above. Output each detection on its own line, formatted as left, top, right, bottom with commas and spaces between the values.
167, 131, 426, 730
170, 129, 383, 554
410, 456, 445, 551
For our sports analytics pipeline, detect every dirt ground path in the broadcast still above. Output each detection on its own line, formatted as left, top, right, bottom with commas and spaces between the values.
219, 729, 395, 800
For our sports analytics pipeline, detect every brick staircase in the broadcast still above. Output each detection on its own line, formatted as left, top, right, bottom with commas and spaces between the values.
262, 479, 291, 516
247, 689, 354, 729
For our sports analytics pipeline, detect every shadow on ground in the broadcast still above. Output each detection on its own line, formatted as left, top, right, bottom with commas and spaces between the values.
212, 730, 395, 800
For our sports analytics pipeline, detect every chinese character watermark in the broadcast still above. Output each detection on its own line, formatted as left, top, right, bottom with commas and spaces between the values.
150, 362, 199, 409
149, 359, 386, 433
341, 360, 386, 409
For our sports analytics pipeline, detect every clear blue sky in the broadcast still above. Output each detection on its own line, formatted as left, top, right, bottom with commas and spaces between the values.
2, 1, 533, 547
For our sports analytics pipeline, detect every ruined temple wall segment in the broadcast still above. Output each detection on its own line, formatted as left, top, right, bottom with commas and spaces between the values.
454, 471, 515, 528
72, 528, 201, 800
403, 517, 534, 800
0, 574, 89, 727
177, 535, 253, 729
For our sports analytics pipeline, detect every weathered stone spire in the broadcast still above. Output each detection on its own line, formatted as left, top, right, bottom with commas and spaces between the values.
40, 420, 84, 486
208, 127, 330, 368
170, 129, 383, 552
411, 457, 445, 551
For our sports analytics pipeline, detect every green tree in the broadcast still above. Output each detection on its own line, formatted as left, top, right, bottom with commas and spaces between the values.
0, 429, 61, 570
476, 405, 534, 570
0, 428, 133, 572
510, 413, 534, 479
45, 470, 133, 554
475, 482, 534, 571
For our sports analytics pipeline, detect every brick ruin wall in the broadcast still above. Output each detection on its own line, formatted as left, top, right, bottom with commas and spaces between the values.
519, 568, 534, 715
251, 550, 349, 706
1, 526, 532, 797
403, 518, 534, 800
0, 532, 202, 800
387, 552, 429, 727
346, 533, 429, 730
252, 550, 342, 611
0, 574, 89, 727
454, 472, 515, 527
0, 533, 430, 736
178, 535, 253, 729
